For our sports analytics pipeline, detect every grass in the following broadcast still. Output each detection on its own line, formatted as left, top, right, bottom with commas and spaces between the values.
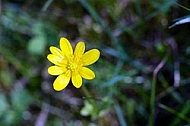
0, 0, 190, 125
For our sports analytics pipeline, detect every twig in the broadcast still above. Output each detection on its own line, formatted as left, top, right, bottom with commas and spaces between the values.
168, 38, 180, 87
148, 52, 169, 126
35, 103, 49, 126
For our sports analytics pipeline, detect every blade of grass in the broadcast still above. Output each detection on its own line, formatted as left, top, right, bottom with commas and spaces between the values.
157, 74, 183, 103
169, 16, 190, 28
170, 101, 190, 126
114, 102, 128, 126
42, 0, 54, 12
159, 103, 190, 123
175, 3, 190, 12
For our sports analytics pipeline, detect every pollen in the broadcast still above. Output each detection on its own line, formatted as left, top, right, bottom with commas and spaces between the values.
67, 61, 77, 71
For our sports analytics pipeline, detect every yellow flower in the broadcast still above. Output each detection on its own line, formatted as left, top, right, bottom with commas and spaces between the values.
47, 37, 100, 91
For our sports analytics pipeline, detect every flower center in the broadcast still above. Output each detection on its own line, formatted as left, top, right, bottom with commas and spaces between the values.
67, 61, 77, 71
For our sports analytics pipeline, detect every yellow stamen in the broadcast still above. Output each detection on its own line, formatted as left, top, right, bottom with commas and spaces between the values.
67, 61, 77, 71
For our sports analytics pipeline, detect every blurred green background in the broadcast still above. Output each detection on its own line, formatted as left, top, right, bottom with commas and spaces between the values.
1, 0, 190, 126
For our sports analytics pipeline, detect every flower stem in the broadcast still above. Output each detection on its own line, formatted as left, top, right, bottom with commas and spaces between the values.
81, 85, 97, 112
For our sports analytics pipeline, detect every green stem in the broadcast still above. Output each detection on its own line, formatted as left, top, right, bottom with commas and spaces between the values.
81, 85, 97, 113
148, 52, 169, 126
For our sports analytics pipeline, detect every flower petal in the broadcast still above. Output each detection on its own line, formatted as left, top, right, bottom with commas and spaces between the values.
80, 67, 95, 80
53, 71, 71, 91
74, 42, 85, 56
48, 66, 67, 75
71, 71, 82, 88
50, 46, 64, 59
82, 49, 100, 66
60, 37, 73, 55
47, 54, 62, 65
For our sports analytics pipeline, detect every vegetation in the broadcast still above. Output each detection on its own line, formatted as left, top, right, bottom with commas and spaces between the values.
0, 0, 190, 125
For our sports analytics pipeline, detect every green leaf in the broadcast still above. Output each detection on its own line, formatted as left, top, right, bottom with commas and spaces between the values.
80, 100, 94, 116
32, 21, 45, 35
28, 36, 46, 55
11, 89, 32, 112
